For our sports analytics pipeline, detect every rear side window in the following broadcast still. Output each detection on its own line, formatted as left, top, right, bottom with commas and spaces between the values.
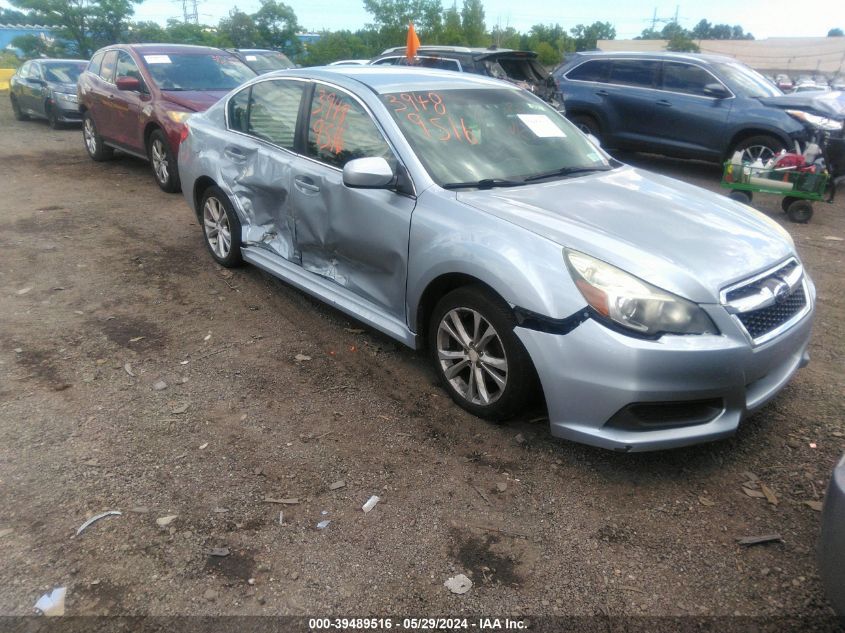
88, 51, 105, 75
100, 51, 118, 82
236, 80, 304, 149
228, 86, 251, 133
307, 86, 393, 169
396, 56, 461, 71
566, 59, 611, 83
608, 60, 658, 88
372, 57, 398, 65
18, 62, 31, 78
662, 62, 720, 97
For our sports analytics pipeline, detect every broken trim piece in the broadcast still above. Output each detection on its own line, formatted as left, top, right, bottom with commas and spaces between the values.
513, 305, 591, 335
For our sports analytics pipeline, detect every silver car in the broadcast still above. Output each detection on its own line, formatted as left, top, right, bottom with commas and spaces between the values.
178, 67, 814, 452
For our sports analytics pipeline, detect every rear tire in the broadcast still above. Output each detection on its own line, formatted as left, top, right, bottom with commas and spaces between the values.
428, 285, 537, 421
200, 186, 243, 268
82, 112, 114, 161
148, 129, 181, 193
568, 114, 601, 140
731, 135, 785, 164
10, 95, 29, 121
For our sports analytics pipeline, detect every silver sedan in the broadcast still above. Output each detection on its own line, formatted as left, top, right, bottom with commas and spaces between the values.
178, 67, 814, 451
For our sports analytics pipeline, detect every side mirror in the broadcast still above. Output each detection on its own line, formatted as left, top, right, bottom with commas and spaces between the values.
703, 83, 730, 99
116, 76, 141, 92
28, 77, 46, 86
343, 157, 395, 189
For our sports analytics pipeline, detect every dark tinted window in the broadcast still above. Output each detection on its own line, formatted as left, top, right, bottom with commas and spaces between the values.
43, 62, 86, 83
88, 52, 105, 75
247, 80, 304, 149
308, 86, 393, 169
115, 52, 141, 81
566, 59, 611, 83
228, 86, 251, 133
396, 56, 461, 71
662, 62, 718, 96
608, 60, 658, 88
372, 57, 398, 65
100, 50, 118, 82
142, 53, 255, 91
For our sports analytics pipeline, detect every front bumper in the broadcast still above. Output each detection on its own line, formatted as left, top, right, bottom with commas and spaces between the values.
516, 279, 815, 452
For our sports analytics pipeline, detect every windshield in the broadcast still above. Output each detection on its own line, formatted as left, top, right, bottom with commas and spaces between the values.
141, 53, 255, 91
380, 87, 610, 186
44, 62, 86, 83
713, 61, 782, 98
242, 51, 295, 73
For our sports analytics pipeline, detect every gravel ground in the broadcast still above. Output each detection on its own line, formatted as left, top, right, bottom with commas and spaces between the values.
0, 95, 843, 630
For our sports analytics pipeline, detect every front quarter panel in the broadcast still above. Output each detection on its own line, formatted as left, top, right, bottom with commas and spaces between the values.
407, 186, 585, 333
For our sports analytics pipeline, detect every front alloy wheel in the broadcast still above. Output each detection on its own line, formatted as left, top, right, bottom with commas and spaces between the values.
429, 286, 537, 421
437, 307, 508, 406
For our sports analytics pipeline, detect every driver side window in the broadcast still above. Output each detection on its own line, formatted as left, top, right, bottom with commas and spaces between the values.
307, 86, 395, 169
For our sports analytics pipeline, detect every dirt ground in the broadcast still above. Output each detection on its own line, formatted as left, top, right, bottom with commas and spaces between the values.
0, 94, 844, 628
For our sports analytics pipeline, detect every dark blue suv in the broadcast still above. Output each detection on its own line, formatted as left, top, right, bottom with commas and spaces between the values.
553, 52, 844, 163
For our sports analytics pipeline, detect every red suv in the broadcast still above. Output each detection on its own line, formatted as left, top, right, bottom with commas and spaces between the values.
78, 44, 256, 192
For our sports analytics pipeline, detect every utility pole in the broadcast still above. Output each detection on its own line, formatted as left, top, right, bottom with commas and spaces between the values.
181, 0, 198, 24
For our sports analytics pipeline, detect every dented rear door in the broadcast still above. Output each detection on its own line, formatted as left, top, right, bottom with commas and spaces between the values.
290, 82, 415, 320
222, 78, 307, 262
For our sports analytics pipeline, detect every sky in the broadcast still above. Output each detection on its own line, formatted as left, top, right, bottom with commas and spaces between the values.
3, 0, 844, 40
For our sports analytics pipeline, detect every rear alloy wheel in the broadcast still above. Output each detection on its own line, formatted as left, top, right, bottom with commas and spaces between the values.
200, 186, 242, 267
10, 95, 29, 121
149, 129, 181, 193
568, 114, 601, 140
82, 112, 113, 161
732, 135, 785, 164
429, 286, 537, 421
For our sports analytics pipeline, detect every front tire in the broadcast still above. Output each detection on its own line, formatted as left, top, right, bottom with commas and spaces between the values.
82, 112, 113, 161
148, 129, 181, 193
731, 135, 785, 164
568, 114, 601, 140
200, 186, 242, 267
47, 103, 62, 129
429, 286, 537, 421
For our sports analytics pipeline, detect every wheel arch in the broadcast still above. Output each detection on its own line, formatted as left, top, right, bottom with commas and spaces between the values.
143, 122, 163, 152
193, 176, 218, 219
724, 127, 793, 159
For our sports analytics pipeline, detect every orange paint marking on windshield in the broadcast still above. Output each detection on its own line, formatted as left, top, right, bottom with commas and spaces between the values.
386, 92, 476, 144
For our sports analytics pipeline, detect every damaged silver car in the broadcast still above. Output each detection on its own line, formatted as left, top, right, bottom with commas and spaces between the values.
178, 67, 814, 452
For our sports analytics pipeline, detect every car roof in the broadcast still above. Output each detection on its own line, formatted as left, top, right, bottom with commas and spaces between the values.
261, 66, 515, 94
34, 58, 87, 64
232, 48, 284, 55
112, 43, 231, 55
568, 51, 739, 65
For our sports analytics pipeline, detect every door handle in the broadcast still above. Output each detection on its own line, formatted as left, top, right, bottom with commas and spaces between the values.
656, 99, 672, 107
294, 176, 320, 194
595, 90, 609, 97
223, 146, 247, 162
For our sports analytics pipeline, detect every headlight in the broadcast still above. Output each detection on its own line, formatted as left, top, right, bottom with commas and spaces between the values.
54, 92, 77, 104
564, 249, 718, 336
786, 109, 842, 131
166, 110, 192, 123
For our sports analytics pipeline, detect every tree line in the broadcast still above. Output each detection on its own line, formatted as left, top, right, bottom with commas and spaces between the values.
2, 0, 842, 66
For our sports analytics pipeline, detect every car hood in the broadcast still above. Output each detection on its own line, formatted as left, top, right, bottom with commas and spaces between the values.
160, 90, 229, 112
456, 166, 795, 303
50, 82, 78, 94
758, 90, 845, 119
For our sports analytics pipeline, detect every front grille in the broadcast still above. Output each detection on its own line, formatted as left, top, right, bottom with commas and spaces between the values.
725, 261, 797, 303
736, 284, 806, 339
